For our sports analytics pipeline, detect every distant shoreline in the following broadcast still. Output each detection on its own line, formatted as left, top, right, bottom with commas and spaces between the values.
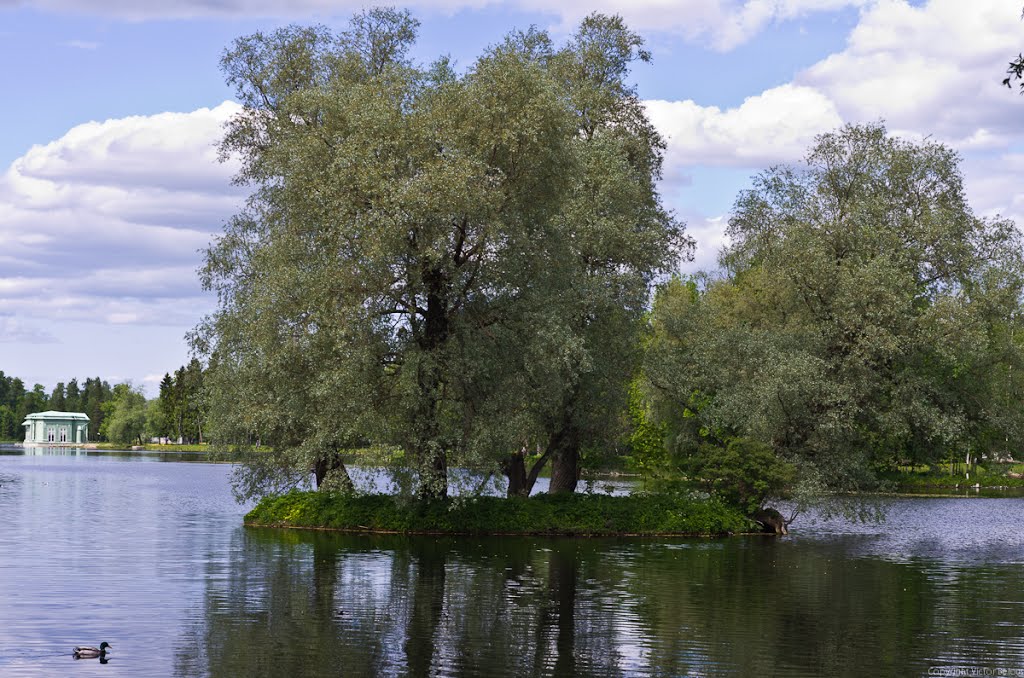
0, 441, 208, 454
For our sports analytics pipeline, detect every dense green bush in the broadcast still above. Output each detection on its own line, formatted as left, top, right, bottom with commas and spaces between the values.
245, 491, 752, 536
685, 438, 795, 514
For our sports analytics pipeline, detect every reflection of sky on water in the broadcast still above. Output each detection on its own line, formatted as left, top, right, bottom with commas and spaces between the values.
347, 465, 636, 497
1, 445, 634, 496
791, 497, 1024, 566
0, 451, 248, 677
4, 448, 1024, 676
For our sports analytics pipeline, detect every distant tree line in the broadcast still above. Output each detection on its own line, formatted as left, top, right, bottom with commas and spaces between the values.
0, 373, 114, 441
156, 359, 206, 444
0, 362, 208, 445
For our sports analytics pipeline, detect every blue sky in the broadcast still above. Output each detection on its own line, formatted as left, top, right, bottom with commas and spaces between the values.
0, 0, 1021, 395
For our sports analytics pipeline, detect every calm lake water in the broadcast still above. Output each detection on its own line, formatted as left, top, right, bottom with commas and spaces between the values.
1, 447, 1023, 677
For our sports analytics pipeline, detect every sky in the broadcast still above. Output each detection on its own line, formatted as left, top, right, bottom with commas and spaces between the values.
0, 0, 1022, 396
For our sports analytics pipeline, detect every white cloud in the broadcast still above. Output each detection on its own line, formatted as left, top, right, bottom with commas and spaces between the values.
10, 106, 239, 194
0, 102, 244, 327
0, 316, 58, 344
64, 39, 100, 50
680, 214, 731, 273
646, 0, 1024, 174
962, 152, 1024, 228
647, 0, 1024, 274
791, 0, 1024, 228
798, 0, 1024, 145
513, 0, 870, 50
646, 84, 843, 171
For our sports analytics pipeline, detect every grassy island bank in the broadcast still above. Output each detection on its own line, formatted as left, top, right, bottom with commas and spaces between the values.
245, 492, 753, 537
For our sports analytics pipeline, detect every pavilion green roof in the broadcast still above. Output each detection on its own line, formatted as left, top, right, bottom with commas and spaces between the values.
22, 411, 90, 422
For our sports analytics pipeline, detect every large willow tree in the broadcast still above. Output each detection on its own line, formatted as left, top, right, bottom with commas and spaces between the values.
493, 16, 689, 496
644, 123, 1024, 501
195, 9, 686, 500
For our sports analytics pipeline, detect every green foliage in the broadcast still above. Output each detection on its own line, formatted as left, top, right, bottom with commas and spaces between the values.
158, 359, 206, 443
0, 370, 202, 446
80, 377, 113, 439
684, 438, 796, 515
99, 383, 147, 445
48, 383, 66, 411
625, 377, 668, 473
91, 442, 211, 453
1008, 54, 1024, 92
642, 122, 1024, 502
505, 14, 689, 494
144, 399, 166, 442
65, 379, 81, 413
245, 491, 751, 536
0, 405, 14, 440
884, 468, 1024, 491
197, 10, 686, 501
1005, 7, 1023, 92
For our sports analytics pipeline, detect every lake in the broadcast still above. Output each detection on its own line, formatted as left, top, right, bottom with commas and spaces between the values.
1, 446, 1023, 677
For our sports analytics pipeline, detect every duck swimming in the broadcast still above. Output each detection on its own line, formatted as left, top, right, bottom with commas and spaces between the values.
73, 642, 111, 659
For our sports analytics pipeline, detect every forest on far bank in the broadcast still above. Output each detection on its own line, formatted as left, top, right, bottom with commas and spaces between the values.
0, 359, 204, 445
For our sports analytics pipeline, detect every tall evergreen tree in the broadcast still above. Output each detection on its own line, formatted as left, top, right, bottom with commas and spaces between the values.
81, 378, 112, 441
49, 383, 66, 412
65, 379, 82, 413
158, 373, 176, 440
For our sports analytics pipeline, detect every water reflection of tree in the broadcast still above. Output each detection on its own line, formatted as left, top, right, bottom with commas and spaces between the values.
403, 539, 447, 676
175, 531, 617, 676
176, 529, 1024, 677
173, 529, 389, 677
617, 538, 1024, 676
541, 546, 576, 676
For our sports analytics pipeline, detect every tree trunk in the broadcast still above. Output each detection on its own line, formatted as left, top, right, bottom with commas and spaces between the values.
548, 426, 580, 495
420, 442, 448, 501
413, 365, 447, 499
504, 450, 529, 497
505, 440, 560, 497
753, 507, 788, 535
506, 423, 579, 496
414, 266, 450, 501
313, 451, 354, 492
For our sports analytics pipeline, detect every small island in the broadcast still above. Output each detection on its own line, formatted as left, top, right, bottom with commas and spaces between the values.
244, 491, 753, 537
